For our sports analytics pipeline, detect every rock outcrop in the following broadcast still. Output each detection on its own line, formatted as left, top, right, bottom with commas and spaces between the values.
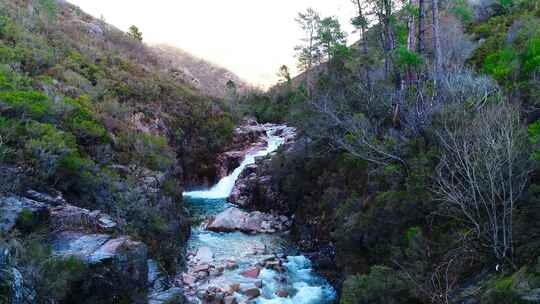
49, 204, 117, 233
51, 232, 149, 302
215, 121, 268, 179
0, 190, 187, 304
0, 196, 48, 233
228, 125, 296, 214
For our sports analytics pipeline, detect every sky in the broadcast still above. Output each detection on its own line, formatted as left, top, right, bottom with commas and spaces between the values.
68, 0, 357, 87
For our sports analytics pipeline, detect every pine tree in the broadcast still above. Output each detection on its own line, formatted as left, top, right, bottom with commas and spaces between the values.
128, 25, 143, 42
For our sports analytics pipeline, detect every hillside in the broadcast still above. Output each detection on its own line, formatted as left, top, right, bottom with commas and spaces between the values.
3, 0, 540, 303
240, 0, 540, 303
0, 0, 236, 302
151, 44, 252, 98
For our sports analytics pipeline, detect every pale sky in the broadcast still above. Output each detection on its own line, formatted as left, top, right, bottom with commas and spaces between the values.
68, 0, 356, 87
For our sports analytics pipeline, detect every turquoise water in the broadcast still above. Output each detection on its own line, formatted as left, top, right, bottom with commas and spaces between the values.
185, 196, 336, 304
183, 126, 336, 304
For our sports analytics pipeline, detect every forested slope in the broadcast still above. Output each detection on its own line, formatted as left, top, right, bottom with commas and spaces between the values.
242, 0, 540, 303
0, 0, 235, 302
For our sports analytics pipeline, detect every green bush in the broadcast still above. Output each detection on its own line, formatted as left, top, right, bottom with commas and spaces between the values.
22, 121, 79, 180
529, 119, 540, 162
37, 256, 88, 302
118, 131, 174, 171
341, 266, 413, 304
0, 116, 16, 163
481, 274, 527, 304
16, 208, 34, 229
0, 14, 20, 41
522, 33, 540, 74
0, 65, 31, 91
0, 90, 51, 118
451, 0, 474, 23
483, 47, 519, 81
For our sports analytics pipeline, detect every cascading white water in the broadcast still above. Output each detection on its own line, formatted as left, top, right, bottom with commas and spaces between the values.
183, 126, 286, 199
182, 124, 336, 304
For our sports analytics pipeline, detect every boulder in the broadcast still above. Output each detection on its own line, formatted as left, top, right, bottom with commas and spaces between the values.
192, 264, 210, 273
240, 287, 260, 300
0, 196, 48, 233
240, 267, 261, 279
51, 231, 148, 303
206, 208, 290, 234
182, 273, 197, 286
206, 207, 246, 233
194, 246, 214, 264
223, 296, 238, 304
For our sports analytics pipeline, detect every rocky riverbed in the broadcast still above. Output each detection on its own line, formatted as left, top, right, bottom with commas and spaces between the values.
182, 124, 335, 304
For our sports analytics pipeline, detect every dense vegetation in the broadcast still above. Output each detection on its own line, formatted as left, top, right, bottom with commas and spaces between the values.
242, 0, 540, 303
0, 0, 235, 302
2, 0, 540, 303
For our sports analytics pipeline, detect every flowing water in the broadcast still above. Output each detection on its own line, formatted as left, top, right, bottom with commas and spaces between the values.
183, 125, 336, 304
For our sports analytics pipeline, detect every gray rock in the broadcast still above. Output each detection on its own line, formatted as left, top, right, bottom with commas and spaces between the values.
49, 204, 117, 233
240, 287, 260, 300
206, 207, 247, 233
521, 288, 540, 302
0, 196, 48, 233
194, 246, 214, 264
192, 264, 210, 273
51, 231, 148, 302
148, 287, 185, 304
148, 259, 166, 291
206, 207, 290, 234
224, 296, 238, 304
51, 232, 111, 260
7, 267, 23, 304
25, 190, 66, 206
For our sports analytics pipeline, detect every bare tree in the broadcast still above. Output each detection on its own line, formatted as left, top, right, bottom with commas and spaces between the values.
435, 103, 531, 264
431, 0, 443, 103
310, 90, 406, 166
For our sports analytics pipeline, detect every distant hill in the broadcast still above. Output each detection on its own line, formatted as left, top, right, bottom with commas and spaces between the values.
151, 44, 252, 98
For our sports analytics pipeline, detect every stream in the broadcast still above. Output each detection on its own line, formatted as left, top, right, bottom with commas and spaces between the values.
183, 125, 336, 303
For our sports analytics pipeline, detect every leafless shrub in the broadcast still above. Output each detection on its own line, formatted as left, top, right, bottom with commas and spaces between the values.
435, 103, 532, 263
439, 15, 475, 71
310, 89, 405, 166
438, 69, 501, 109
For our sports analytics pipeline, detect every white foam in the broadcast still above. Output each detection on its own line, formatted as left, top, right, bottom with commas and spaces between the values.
183, 126, 286, 199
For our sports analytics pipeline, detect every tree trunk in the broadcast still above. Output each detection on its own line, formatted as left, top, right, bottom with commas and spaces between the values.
431, 0, 443, 102
408, 0, 417, 52
355, 0, 371, 90
418, 0, 426, 55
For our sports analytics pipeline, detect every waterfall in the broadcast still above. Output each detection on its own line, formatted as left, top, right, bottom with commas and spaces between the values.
183, 126, 286, 199
182, 124, 336, 304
